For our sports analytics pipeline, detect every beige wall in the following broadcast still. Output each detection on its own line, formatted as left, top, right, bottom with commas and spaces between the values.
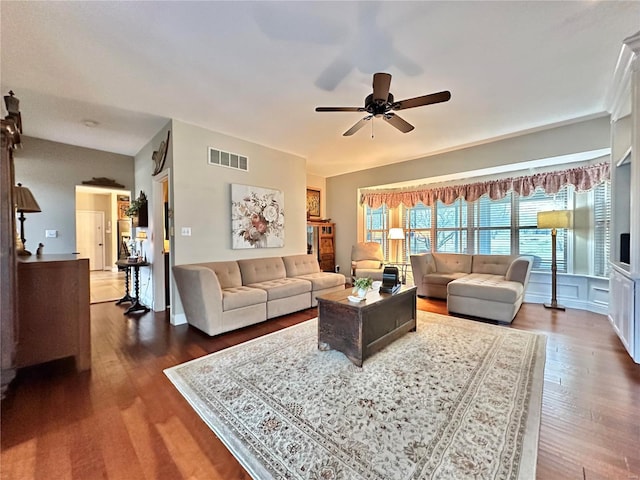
13, 137, 134, 255
306, 173, 326, 219
166, 119, 307, 319
132, 121, 172, 309
171, 119, 307, 264
326, 116, 611, 273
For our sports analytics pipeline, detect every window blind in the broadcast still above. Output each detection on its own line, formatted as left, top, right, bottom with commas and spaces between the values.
593, 182, 611, 277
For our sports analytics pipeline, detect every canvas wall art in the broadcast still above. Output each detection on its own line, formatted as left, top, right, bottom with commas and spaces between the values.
231, 184, 284, 249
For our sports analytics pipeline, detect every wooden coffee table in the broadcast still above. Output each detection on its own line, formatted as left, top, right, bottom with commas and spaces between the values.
316, 285, 417, 367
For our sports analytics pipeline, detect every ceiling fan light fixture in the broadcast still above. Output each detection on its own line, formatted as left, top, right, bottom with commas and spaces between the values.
316, 72, 451, 136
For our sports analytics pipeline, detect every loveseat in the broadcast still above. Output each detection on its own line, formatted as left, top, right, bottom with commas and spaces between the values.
409, 253, 532, 323
173, 254, 345, 336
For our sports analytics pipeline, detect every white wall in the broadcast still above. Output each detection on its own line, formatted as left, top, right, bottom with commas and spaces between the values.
13, 136, 134, 255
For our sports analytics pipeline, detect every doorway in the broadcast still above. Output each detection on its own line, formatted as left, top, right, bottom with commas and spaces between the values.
76, 210, 105, 271
152, 170, 171, 311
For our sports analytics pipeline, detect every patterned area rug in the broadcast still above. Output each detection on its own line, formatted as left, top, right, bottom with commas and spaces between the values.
165, 311, 546, 480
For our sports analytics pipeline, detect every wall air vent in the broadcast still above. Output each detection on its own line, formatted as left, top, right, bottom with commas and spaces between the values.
208, 147, 249, 171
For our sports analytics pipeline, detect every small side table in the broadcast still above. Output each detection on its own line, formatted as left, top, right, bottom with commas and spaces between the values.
385, 262, 410, 284
115, 259, 151, 315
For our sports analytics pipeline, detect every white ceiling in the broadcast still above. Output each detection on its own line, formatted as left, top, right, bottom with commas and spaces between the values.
1, 1, 638, 178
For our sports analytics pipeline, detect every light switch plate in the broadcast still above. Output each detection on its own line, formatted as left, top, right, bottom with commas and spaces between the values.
45, 230, 58, 238
181, 227, 192, 236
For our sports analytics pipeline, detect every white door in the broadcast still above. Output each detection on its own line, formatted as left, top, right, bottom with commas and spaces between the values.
77, 210, 105, 271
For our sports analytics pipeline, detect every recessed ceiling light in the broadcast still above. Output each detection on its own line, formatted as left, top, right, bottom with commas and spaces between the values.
83, 119, 99, 128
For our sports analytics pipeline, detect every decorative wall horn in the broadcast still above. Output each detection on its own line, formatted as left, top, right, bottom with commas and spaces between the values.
2, 91, 22, 148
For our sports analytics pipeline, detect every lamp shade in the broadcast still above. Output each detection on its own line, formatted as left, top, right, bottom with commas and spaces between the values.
388, 228, 404, 240
537, 210, 572, 229
14, 183, 41, 213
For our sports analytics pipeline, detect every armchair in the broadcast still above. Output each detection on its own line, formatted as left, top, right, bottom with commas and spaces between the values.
351, 242, 385, 281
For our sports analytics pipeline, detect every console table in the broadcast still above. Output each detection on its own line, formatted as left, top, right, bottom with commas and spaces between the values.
115, 259, 151, 315
316, 285, 417, 367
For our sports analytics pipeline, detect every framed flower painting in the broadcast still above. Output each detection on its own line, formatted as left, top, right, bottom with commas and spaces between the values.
231, 184, 284, 249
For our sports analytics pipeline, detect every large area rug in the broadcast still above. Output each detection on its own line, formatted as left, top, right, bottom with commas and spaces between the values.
164, 311, 546, 480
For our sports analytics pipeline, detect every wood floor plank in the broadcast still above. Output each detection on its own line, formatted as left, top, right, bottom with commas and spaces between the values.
1, 300, 639, 479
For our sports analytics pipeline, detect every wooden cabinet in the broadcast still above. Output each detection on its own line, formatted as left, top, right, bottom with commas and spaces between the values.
16, 255, 91, 371
608, 31, 640, 363
307, 222, 335, 272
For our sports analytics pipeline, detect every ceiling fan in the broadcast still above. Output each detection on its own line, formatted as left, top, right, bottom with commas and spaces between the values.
315, 72, 451, 136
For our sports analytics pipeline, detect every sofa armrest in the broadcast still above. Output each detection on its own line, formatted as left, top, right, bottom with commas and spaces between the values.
505, 256, 533, 286
409, 253, 435, 281
173, 264, 224, 335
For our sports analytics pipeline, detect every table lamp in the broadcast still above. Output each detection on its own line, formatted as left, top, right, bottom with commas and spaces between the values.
14, 183, 41, 255
388, 227, 405, 264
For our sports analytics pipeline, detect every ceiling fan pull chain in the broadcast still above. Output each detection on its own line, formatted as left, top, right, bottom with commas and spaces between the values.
371, 119, 374, 139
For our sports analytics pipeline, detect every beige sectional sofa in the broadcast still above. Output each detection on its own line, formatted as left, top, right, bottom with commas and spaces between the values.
173, 254, 345, 336
409, 253, 532, 323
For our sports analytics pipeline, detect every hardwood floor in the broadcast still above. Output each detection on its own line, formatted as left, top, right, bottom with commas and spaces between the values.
1, 300, 639, 479
89, 270, 126, 304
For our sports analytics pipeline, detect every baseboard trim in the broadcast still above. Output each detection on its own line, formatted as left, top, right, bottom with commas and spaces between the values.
171, 312, 188, 326
524, 293, 608, 316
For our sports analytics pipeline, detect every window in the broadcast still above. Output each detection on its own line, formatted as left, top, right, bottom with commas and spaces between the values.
435, 199, 467, 253
518, 188, 570, 272
406, 203, 432, 255
366, 178, 610, 277
471, 194, 512, 255
397, 187, 573, 274
364, 204, 389, 259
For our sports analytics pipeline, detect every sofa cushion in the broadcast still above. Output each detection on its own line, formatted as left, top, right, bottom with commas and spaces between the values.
351, 242, 384, 262
432, 253, 472, 274
296, 272, 345, 290
199, 261, 243, 289
283, 254, 321, 277
247, 277, 311, 301
238, 257, 286, 284
222, 286, 267, 310
471, 255, 514, 275
505, 256, 532, 284
448, 274, 524, 303
423, 272, 468, 286
354, 259, 383, 269
353, 268, 384, 281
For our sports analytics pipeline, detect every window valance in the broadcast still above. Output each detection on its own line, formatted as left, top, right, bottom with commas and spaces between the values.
360, 162, 610, 209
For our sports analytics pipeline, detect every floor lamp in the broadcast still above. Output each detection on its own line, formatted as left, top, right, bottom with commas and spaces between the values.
14, 183, 41, 256
388, 227, 405, 264
537, 210, 572, 310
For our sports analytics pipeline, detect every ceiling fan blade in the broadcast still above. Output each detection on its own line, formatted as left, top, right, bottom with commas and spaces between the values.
343, 116, 372, 136
372, 72, 392, 103
315, 106, 364, 112
393, 90, 451, 110
383, 113, 414, 133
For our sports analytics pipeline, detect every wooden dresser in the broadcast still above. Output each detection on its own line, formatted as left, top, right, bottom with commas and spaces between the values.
16, 255, 91, 371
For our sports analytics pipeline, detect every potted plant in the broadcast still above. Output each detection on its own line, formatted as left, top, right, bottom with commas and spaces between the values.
126, 191, 148, 227
352, 277, 373, 299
